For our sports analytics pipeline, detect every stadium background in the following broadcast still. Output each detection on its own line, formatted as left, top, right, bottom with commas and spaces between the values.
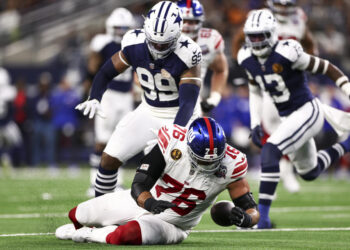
0, 0, 349, 175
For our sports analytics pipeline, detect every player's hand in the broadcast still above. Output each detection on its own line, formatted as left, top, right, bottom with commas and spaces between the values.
201, 92, 221, 113
250, 125, 263, 148
201, 99, 215, 113
144, 197, 176, 214
75, 99, 106, 119
229, 207, 252, 228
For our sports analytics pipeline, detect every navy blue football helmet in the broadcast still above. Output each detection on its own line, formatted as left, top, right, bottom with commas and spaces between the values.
187, 117, 226, 173
177, 0, 204, 39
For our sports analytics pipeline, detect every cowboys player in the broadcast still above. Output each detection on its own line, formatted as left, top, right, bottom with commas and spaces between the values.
238, 9, 350, 229
86, 8, 135, 197
232, 0, 318, 194
55, 117, 259, 245
76, 1, 203, 197
177, 0, 228, 113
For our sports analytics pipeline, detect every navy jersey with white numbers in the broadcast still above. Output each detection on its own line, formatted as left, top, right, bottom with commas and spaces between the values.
238, 40, 313, 116
90, 34, 133, 92
121, 29, 202, 108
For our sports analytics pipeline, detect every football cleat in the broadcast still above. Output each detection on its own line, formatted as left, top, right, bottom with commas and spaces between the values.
72, 226, 117, 243
55, 223, 76, 240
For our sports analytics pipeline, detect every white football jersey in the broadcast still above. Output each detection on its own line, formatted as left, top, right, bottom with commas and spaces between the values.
276, 7, 307, 42
195, 28, 225, 80
151, 124, 248, 230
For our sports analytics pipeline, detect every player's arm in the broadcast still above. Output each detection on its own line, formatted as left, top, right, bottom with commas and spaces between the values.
226, 178, 260, 227
173, 64, 202, 126
300, 27, 318, 56
201, 51, 228, 113
231, 25, 245, 60
131, 145, 176, 214
75, 51, 130, 119
304, 55, 350, 99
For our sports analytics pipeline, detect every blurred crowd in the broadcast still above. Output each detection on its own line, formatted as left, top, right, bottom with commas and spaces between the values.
0, 0, 349, 177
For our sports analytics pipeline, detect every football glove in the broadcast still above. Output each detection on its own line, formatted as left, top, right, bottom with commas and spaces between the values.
229, 207, 252, 228
201, 91, 221, 113
75, 99, 106, 119
250, 125, 263, 148
144, 197, 176, 214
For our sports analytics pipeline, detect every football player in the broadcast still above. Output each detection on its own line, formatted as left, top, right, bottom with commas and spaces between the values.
238, 9, 350, 229
55, 117, 259, 245
177, 0, 228, 114
86, 8, 135, 197
232, 0, 318, 194
0, 67, 22, 167
76, 1, 203, 197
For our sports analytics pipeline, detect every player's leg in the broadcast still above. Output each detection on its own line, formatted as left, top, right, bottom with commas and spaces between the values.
258, 99, 324, 228
291, 135, 350, 181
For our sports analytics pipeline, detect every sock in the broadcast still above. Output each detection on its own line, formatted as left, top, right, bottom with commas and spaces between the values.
106, 221, 142, 245
89, 151, 102, 187
302, 142, 347, 181
69, 207, 83, 229
95, 165, 118, 197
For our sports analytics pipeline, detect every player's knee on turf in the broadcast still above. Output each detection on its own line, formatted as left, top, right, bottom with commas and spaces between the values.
261, 143, 283, 170
101, 152, 122, 170
106, 221, 142, 245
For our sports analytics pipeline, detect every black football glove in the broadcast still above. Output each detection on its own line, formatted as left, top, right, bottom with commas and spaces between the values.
250, 125, 264, 148
229, 207, 252, 228
144, 197, 176, 214
201, 99, 215, 113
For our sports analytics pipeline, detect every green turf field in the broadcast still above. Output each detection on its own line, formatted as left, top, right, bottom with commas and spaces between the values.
1, 167, 349, 249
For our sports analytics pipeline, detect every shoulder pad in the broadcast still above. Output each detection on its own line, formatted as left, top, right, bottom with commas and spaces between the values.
157, 124, 187, 154
223, 145, 248, 180
121, 29, 145, 50
174, 34, 202, 68
237, 46, 252, 65
199, 28, 225, 52
275, 39, 304, 63
296, 7, 308, 22
210, 28, 225, 52
90, 34, 113, 52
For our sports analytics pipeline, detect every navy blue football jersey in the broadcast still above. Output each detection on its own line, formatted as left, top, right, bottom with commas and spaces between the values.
238, 40, 313, 116
90, 34, 133, 92
121, 29, 202, 108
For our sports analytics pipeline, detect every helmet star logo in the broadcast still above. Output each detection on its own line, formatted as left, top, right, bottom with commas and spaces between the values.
132, 29, 143, 37
147, 9, 155, 18
173, 13, 182, 26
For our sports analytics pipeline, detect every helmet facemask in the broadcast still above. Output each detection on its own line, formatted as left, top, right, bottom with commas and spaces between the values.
182, 19, 202, 40
187, 145, 225, 174
245, 31, 275, 57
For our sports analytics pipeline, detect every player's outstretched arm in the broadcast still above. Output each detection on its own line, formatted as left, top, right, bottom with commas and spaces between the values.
305, 56, 350, 99
227, 178, 260, 228
131, 145, 175, 214
201, 51, 228, 113
173, 64, 202, 126
300, 27, 319, 56
75, 51, 130, 119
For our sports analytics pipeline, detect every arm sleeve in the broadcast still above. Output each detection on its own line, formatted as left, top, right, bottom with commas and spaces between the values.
131, 145, 166, 201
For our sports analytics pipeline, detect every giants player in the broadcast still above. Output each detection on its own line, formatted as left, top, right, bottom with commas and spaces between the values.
55, 117, 259, 245
86, 8, 135, 196
76, 1, 203, 197
238, 9, 350, 228
232, 0, 318, 193
177, 0, 228, 113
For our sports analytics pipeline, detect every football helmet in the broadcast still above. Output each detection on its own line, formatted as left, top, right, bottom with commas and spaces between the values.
144, 1, 183, 60
267, 0, 297, 22
106, 8, 135, 43
243, 9, 277, 57
187, 117, 226, 174
177, 0, 204, 40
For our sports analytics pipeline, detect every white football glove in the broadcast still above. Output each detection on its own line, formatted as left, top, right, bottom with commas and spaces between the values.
75, 99, 106, 119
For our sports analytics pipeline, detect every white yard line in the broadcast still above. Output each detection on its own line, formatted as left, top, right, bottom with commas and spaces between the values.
0, 213, 66, 219
1, 228, 350, 237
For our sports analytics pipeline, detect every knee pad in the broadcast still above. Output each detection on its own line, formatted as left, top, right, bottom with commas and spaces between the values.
261, 143, 282, 172
106, 220, 142, 245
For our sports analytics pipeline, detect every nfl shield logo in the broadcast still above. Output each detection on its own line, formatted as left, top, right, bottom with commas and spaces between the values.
149, 63, 155, 69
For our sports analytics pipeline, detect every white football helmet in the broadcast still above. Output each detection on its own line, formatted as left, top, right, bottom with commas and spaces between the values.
243, 9, 277, 57
267, 0, 297, 23
106, 8, 135, 43
177, 0, 205, 40
144, 1, 183, 60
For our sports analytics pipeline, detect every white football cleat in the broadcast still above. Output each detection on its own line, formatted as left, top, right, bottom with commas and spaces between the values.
72, 226, 117, 244
279, 158, 300, 193
55, 223, 76, 240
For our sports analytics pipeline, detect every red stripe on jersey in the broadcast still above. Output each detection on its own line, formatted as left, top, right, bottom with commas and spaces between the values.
203, 117, 214, 154
215, 37, 223, 49
231, 169, 247, 179
231, 157, 248, 178
158, 127, 170, 151
186, 0, 191, 8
